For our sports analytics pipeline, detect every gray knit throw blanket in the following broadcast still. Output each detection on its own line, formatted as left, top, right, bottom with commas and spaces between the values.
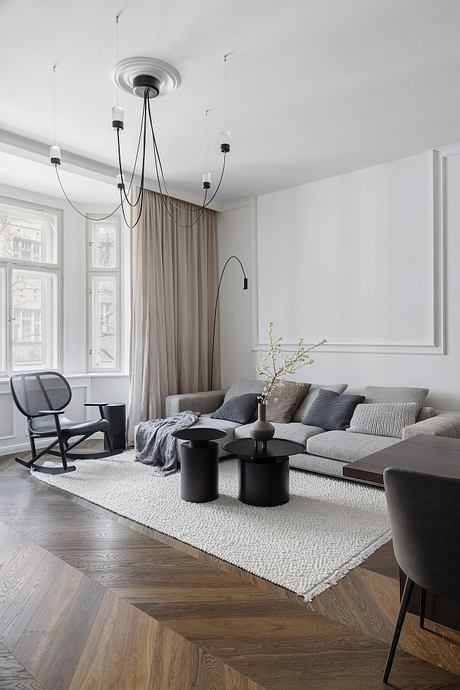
135, 410, 200, 475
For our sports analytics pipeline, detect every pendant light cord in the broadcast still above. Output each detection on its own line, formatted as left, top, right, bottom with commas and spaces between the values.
147, 98, 226, 216
147, 97, 211, 228
53, 86, 147, 222
52, 65, 57, 145
223, 53, 228, 133
54, 166, 124, 220
115, 5, 120, 105
116, 96, 146, 207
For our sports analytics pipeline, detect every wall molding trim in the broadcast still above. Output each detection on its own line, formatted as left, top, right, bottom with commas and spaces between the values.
254, 150, 446, 356
0, 390, 15, 441
437, 142, 460, 158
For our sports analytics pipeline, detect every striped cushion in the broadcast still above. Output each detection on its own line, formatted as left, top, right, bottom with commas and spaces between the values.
211, 394, 259, 424
302, 390, 365, 431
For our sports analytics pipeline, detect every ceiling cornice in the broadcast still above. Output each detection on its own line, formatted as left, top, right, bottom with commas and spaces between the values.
0, 128, 223, 211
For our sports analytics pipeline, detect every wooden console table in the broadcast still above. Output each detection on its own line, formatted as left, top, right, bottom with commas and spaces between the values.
344, 434, 460, 632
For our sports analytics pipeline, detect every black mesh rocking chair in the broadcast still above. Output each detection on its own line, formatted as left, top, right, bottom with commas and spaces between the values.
10, 371, 122, 475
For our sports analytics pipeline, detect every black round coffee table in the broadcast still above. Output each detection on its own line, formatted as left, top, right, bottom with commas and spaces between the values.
223, 438, 304, 507
172, 428, 226, 503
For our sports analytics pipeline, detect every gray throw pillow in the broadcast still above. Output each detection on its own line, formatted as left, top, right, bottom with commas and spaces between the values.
211, 394, 259, 424
293, 383, 348, 422
348, 402, 418, 438
303, 389, 365, 431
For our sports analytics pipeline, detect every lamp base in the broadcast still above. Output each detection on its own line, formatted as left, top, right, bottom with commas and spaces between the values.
133, 74, 160, 99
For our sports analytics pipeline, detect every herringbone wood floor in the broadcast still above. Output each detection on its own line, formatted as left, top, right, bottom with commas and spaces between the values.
0, 449, 459, 690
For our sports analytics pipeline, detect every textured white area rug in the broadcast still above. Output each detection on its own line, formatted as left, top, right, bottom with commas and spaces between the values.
33, 452, 391, 601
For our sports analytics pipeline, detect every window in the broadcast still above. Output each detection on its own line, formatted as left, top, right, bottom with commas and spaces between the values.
0, 198, 61, 375
87, 218, 121, 371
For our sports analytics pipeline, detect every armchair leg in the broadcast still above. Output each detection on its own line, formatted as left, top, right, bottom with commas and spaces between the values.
16, 436, 60, 469
104, 430, 113, 454
28, 425, 77, 475
31, 431, 76, 474
56, 429, 69, 471
420, 588, 427, 629
15, 456, 38, 469
383, 576, 414, 684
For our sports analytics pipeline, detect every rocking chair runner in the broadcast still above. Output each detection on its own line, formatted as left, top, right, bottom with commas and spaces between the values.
10, 371, 122, 475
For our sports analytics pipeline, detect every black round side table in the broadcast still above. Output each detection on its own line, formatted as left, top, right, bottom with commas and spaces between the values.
172, 428, 226, 503
102, 403, 126, 452
223, 438, 304, 507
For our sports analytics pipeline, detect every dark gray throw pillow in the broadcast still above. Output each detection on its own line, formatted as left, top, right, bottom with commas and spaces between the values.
302, 389, 365, 431
211, 393, 259, 424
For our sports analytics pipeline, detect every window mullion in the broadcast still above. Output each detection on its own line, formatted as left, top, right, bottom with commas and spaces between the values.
87, 217, 121, 372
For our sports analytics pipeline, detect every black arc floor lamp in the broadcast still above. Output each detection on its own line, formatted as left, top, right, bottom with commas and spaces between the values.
210, 256, 248, 389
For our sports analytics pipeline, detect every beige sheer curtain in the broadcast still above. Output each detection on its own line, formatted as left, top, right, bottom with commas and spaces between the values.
127, 189, 219, 441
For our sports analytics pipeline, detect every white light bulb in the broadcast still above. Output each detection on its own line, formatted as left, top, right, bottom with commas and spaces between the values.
50, 145, 61, 165
220, 130, 231, 153
112, 105, 124, 130
202, 172, 211, 189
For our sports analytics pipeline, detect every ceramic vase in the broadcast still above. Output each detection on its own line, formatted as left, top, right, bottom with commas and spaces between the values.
249, 402, 275, 442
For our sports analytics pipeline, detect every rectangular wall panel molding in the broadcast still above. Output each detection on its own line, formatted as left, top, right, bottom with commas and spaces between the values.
0, 390, 14, 440
255, 151, 445, 355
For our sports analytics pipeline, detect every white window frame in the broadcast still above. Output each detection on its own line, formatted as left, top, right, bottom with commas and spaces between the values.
86, 216, 122, 373
0, 194, 62, 377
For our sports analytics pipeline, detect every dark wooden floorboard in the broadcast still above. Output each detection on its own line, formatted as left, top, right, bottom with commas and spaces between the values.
0, 642, 43, 690
0, 452, 459, 689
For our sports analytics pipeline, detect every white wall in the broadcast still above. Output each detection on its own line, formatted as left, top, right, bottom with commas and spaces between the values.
0, 183, 129, 455
217, 149, 460, 411
217, 201, 256, 387
257, 152, 438, 350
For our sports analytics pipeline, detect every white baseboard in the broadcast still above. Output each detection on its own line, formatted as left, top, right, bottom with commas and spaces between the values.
0, 432, 104, 457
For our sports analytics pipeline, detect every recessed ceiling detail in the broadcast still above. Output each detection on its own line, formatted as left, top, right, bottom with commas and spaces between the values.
111, 57, 181, 98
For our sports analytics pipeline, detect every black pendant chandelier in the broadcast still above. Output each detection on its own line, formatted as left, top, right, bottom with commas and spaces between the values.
49, 16, 231, 229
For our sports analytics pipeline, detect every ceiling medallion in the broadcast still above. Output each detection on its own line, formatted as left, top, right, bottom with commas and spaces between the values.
111, 57, 181, 99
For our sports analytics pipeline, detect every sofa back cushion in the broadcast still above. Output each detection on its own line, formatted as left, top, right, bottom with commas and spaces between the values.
361, 385, 428, 411
293, 383, 348, 422
224, 380, 263, 402
266, 381, 310, 423
348, 402, 418, 439
303, 389, 365, 431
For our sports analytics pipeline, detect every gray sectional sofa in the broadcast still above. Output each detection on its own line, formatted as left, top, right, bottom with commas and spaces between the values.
165, 381, 460, 479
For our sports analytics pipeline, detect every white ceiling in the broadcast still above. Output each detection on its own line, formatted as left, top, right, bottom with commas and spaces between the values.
0, 151, 118, 205
1, 0, 460, 204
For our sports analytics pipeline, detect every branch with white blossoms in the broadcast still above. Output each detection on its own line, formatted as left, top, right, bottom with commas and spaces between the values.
256, 322, 326, 405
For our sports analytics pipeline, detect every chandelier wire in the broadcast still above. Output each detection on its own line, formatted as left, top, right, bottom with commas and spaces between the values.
116, 97, 146, 207
147, 97, 209, 227
147, 98, 209, 217
52, 75, 147, 222
119, 95, 148, 230
49, 12, 231, 228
